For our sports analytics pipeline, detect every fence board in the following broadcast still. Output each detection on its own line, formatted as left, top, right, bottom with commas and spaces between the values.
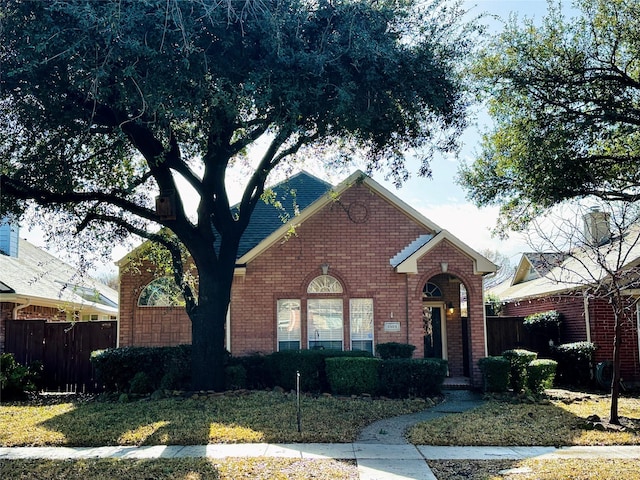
5, 320, 117, 392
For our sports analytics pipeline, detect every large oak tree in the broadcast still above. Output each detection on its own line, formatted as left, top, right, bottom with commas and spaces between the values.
0, 0, 473, 390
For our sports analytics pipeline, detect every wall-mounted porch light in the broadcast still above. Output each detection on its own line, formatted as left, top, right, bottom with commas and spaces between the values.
447, 301, 455, 314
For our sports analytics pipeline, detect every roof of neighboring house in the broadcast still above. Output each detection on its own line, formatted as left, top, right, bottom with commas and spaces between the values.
0, 239, 119, 315
491, 222, 640, 302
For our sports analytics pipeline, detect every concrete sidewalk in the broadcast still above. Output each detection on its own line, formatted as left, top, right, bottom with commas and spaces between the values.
1, 443, 639, 480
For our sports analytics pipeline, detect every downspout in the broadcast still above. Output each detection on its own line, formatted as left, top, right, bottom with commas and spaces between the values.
405, 274, 410, 345
12, 298, 31, 319
583, 294, 592, 343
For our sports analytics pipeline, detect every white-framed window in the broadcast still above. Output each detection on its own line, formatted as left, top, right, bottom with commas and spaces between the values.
308, 298, 343, 350
277, 299, 301, 351
81, 314, 100, 321
350, 298, 374, 354
307, 275, 343, 294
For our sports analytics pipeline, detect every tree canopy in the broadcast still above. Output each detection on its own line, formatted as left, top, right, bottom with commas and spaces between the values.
0, 0, 474, 390
459, 0, 640, 231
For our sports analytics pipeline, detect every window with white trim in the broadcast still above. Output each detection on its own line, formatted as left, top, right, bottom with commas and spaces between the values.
350, 298, 374, 354
277, 299, 301, 351
308, 298, 343, 350
138, 277, 185, 307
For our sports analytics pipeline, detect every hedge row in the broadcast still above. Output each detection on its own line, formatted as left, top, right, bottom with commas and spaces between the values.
91, 345, 447, 398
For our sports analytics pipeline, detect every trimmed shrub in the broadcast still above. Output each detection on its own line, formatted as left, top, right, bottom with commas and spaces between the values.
1, 353, 42, 401
325, 357, 381, 395
502, 349, 538, 393
527, 359, 557, 394
552, 341, 597, 387
225, 364, 248, 390
523, 310, 562, 330
411, 358, 448, 397
129, 371, 153, 394
266, 349, 371, 393
376, 342, 416, 359
229, 354, 271, 390
91, 345, 191, 392
478, 356, 510, 392
378, 358, 448, 398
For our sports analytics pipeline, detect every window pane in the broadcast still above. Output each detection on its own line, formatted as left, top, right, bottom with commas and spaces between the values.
350, 299, 373, 354
138, 277, 185, 307
277, 299, 301, 350
307, 275, 343, 294
308, 298, 343, 349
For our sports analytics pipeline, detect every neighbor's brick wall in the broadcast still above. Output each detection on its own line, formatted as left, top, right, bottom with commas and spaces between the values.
502, 295, 640, 382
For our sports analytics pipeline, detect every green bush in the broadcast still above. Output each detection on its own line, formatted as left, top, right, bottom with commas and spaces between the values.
1, 353, 42, 401
376, 342, 416, 359
129, 371, 153, 394
502, 349, 538, 393
378, 358, 448, 398
527, 359, 557, 394
478, 356, 510, 392
325, 357, 381, 395
225, 364, 248, 390
266, 350, 371, 393
229, 354, 271, 390
523, 310, 562, 330
91, 345, 191, 392
552, 341, 597, 387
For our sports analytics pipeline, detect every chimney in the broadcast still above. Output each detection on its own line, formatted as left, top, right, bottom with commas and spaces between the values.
583, 208, 611, 246
0, 218, 19, 258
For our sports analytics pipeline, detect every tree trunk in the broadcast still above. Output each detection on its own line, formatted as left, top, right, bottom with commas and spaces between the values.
189, 267, 234, 392
610, 309, 623, 425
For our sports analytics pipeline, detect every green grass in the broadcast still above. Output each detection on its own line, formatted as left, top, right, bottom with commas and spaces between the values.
0, 391, 428, 446
0, 458, 358, 480
407, 394, 640, 446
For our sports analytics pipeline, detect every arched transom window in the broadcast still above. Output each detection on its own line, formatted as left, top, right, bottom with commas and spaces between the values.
307, 275, 343, 294
138, 277, 185, 307
423, 282, 443, 298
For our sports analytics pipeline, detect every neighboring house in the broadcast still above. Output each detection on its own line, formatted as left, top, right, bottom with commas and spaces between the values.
490, 210, 640, 384
0, 221, 119, 352
117, 171, 496, 387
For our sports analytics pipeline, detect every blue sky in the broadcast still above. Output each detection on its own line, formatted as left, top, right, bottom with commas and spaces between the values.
23, 0, 564, 273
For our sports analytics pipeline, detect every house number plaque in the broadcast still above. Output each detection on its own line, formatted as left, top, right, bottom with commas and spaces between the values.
383, 321, 401, 332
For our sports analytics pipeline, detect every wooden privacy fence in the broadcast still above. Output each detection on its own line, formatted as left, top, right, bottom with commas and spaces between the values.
4, 319, 117, 393
486, 316, 531, 356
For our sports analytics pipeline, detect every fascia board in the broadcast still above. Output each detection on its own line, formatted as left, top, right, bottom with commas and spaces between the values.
0, 293, 118, 315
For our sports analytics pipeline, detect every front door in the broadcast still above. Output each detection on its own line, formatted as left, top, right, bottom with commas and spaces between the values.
423, 304, 446, 359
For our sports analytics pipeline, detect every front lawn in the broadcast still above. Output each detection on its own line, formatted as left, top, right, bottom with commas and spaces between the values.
0, 391, 429, 446
407, 391, 640, 446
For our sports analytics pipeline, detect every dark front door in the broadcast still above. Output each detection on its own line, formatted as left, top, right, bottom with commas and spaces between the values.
423, 305, 443, 358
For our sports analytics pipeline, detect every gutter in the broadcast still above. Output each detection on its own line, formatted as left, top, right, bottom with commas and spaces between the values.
12, 298, 31, 319
583, 295, 592, 343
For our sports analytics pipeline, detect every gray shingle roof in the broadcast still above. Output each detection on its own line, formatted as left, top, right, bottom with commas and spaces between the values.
233, 171, 332, 258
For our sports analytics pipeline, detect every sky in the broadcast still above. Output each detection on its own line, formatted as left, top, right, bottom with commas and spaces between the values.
20, 0, 561, 275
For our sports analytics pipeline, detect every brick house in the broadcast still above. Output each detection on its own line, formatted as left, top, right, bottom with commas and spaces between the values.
117, 171, 496, 387
490, 211, 640, 384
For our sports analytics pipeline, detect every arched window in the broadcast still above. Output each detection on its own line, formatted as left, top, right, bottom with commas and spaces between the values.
423, 282, 443, 298
307, 275, 343, 294
138, 277, 185, 307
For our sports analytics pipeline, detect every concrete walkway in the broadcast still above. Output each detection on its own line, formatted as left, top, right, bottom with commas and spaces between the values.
1, 443, 640, 479
2, 389, 639, 479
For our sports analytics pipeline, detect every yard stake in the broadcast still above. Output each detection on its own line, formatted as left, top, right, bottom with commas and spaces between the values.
296, 370, 301, 433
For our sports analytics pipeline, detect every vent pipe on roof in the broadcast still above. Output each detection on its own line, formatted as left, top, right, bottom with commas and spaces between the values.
0, 218, 19, 258
583, 208, 611, 246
